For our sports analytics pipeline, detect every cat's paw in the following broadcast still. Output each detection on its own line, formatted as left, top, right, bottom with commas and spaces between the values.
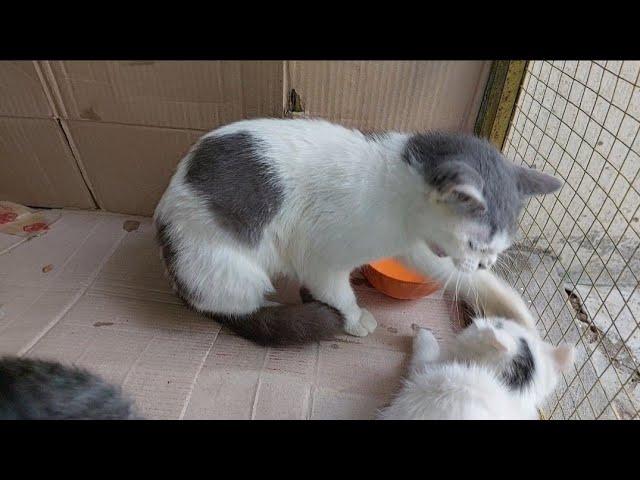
359, 308, 377, 333
344, 309, 378, 337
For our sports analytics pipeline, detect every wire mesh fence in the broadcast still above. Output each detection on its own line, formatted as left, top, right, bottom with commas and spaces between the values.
500, 60, 640, 419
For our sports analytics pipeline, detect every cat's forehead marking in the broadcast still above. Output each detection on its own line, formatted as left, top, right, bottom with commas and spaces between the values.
404, 132, 524, 235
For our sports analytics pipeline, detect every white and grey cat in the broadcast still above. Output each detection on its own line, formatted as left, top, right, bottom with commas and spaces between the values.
378, 318, 575, 420
154, 118, 562, 345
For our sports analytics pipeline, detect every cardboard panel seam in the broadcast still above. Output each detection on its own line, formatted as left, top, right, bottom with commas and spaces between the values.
32, 61, 63, 119
57, 119, 100, 208
37, 60, 68, 119
0, 116, 97, 209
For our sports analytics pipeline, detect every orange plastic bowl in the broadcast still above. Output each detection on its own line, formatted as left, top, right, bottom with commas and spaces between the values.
362, 258, 440, 300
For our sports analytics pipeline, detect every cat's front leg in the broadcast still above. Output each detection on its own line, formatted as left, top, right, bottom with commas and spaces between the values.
303, 270, 377, 337
397, 244, 536, 330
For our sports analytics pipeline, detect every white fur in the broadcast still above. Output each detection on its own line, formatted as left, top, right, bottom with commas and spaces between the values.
378, 318, 575, 420
155, 118, 535, 336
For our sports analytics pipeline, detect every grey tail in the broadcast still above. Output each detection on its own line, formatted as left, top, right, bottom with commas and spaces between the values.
213, 300, 344, 347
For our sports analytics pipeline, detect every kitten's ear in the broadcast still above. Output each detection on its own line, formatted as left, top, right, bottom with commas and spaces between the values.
551, 344, 575, 372
515, 165, 563, 196
483, 328, 518, 353
432, 160, 487, 216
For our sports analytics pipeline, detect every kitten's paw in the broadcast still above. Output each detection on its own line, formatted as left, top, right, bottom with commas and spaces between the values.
415, 328, 438, 344
415, 328, 437, 348
344, 309, 378, 337
413, 328, 440, 362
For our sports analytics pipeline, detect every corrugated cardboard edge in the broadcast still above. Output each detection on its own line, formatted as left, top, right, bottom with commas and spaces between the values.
32, 61, 63, 119
34, 61, 98, 209
57, 119, 101, 208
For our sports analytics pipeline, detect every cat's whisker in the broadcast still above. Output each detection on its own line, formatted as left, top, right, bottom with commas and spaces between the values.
441, 270, 455, 294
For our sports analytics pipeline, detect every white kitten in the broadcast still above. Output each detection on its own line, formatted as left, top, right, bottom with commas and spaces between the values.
154, 118, 562, 346
378, 318, 575, 420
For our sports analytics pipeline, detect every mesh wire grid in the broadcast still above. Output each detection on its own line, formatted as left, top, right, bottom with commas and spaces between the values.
500, 60, 640, 419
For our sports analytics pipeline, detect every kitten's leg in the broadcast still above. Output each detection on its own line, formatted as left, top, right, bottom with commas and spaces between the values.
398, 244, 536, 330
304, 270, 377, 337
410, 328, 440, 373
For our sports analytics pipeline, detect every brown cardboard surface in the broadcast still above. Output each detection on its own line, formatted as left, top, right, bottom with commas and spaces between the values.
287, 61, 491, 132
0, 61, 492, 214
0, 61, 54, 118
66, 121, 203, 216
0, 210, 464, 419
47, 61, 284, 130
0, 117, 95, 209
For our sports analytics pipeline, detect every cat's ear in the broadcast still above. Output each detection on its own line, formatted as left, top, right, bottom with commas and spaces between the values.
515, 165, 563, 196
551, 344, 575, 372
431, 160, 487, 216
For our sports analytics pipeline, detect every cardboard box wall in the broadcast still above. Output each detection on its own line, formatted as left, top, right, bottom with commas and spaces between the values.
0, 62, 95, 209
1, 61, 491, 216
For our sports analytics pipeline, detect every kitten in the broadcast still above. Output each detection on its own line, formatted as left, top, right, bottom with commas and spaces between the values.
0, 356, 139, 420
378, 318, 575, 420
154, 118, 561, 346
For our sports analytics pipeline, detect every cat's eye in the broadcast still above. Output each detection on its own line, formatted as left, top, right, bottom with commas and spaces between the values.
468, 240, 475, 250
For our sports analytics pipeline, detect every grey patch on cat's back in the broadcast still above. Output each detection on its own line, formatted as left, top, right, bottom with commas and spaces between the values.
501, 338, 535, 391
185, 131, 284, 246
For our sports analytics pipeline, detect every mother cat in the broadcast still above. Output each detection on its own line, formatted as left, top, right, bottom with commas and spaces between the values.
154, 118, 561, 345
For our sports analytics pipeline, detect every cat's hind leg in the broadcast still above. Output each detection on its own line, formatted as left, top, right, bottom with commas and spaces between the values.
397, 245, 536, 331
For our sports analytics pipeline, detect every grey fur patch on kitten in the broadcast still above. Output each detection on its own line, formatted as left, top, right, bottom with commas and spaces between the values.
185, 132, 285, 246
404, 132, 562, 235
501, 338, 536, 391
0, 357, 139, 420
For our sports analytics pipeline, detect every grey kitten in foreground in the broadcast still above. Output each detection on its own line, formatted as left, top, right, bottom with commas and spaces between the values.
0, 357, 138, 420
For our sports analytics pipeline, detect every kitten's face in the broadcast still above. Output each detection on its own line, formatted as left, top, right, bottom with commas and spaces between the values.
404, 132, 562, 273
460, 317, 575, 400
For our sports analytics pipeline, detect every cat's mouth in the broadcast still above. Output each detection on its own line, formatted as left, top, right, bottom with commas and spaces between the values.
427, 242, 448, 258
452, 258, 478, 273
